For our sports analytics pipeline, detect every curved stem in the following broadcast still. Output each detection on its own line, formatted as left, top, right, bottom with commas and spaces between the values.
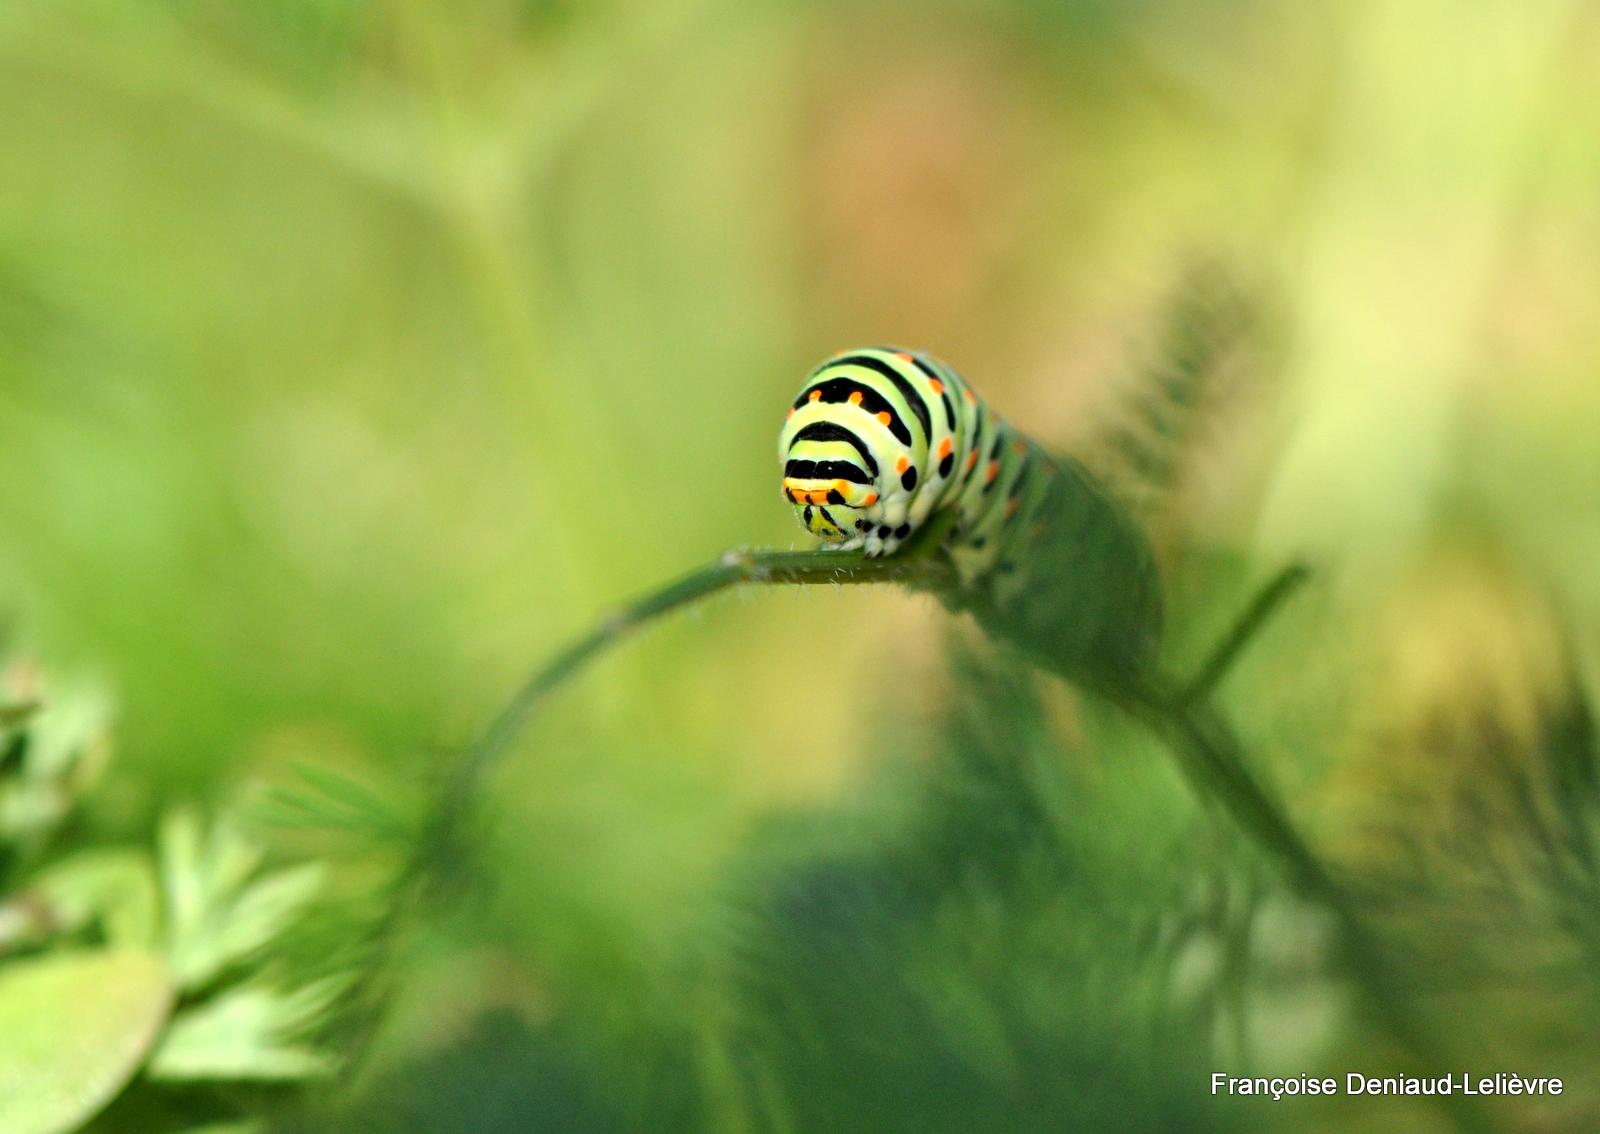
325, 537, 963, 1074
424, 543, 956, 867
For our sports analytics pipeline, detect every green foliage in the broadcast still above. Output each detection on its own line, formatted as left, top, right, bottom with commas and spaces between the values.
1101, 265, 1262, 530
0, 668, 113, 860
31, 850, 161, 949
159, 809, 327, 993
706, 651, 1233, 1134
148, 976, 349, 1081
0, 661, 350, 1131
257, 765, 416, 846
0, 950, 173, 1134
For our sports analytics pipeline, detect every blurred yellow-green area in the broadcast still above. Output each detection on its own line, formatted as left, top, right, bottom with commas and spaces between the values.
6, 0, 1600, 1131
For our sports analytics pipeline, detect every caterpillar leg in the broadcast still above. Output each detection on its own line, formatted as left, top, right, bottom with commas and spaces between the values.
860, 498, 914, 556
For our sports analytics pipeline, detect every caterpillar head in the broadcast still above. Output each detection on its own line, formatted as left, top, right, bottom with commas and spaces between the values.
781, 469, 880, 543
779, 363, 904, 552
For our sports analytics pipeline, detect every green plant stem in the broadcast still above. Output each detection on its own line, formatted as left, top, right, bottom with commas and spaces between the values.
347, 544, 954, 1076
425, 542, 957, 868
1180, 563, 1311, 705
1133, 682, 1488, 1134
1134, 683, 1335, 895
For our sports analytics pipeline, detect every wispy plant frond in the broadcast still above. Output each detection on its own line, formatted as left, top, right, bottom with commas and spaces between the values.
1098, 262, 1262, 527
257, 763, 417, 845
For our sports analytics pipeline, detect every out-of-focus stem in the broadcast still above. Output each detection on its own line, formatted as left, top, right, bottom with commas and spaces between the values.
426, 534, 957, 869
1135, 682, 1488, 1134
1180, 563, 1311, 706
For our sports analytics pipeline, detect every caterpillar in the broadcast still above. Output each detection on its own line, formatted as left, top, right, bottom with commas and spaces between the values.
780, 348, 1041, 574
779, 346, 1163, 683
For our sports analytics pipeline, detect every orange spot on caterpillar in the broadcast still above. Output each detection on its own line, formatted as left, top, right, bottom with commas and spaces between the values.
863, 493, 878, 506
1013, 439, 1026, 456
963, 389, 976, 405
877, 411, 892, 426
848, 391, 863, 405
986, 460, 999, 484
786, 408, 794, 420
895, 352, 913, 361
965, 451, 978, 472
929, 379, 944, 394
896, 457, 910, 474
809, 390, 821, 401
938, 438, 952, 458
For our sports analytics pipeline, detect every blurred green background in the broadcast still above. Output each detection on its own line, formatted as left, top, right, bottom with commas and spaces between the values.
5, 0, 1600, 1130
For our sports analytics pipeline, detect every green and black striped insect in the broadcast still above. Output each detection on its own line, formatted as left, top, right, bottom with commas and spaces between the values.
780, 347, 1163, 686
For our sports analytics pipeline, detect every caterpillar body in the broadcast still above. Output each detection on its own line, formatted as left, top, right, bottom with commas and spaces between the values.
780, 347, 1162, 682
